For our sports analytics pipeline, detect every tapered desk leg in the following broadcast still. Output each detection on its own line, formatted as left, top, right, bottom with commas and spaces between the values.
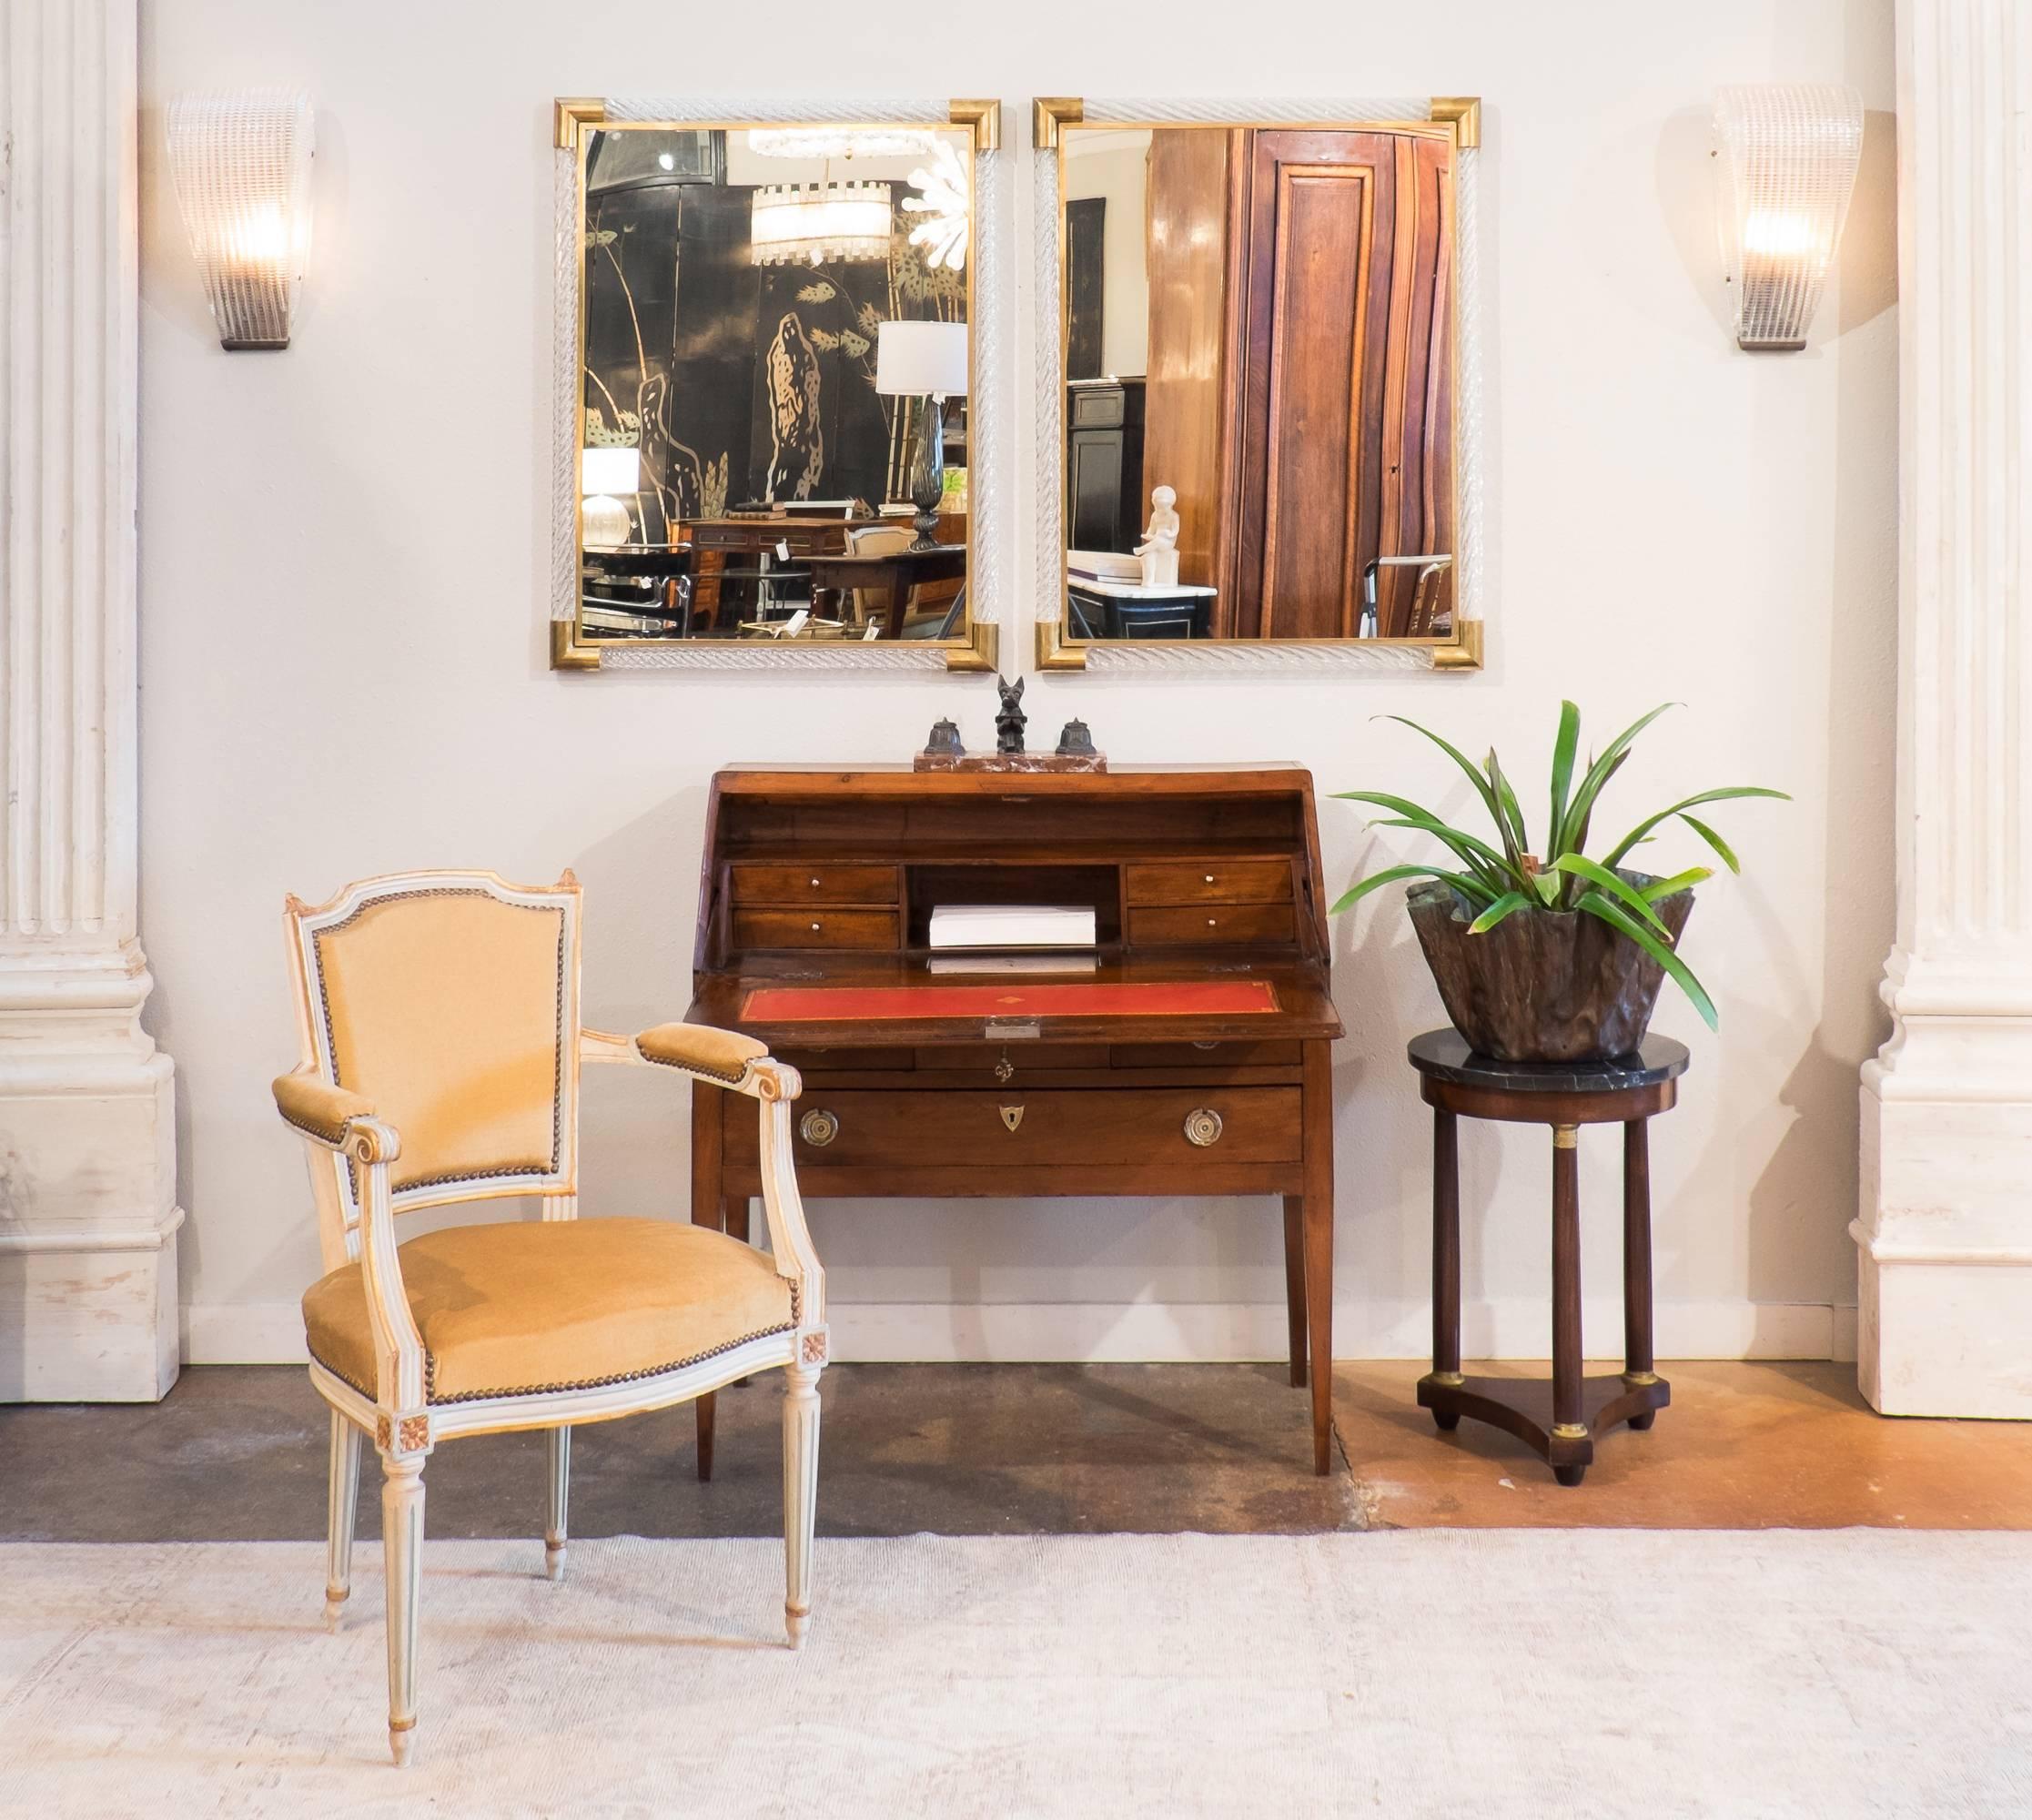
1429, 1109, 1461, 1431
1280, 1195, 1308, 1389
692, 1084, 726, 1482
1550, 1125, 1587, 1485
1623, 1118, 1659, 1429
1300, 1041, 1335, 1475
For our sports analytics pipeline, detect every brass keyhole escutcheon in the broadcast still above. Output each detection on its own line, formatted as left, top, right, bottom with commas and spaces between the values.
999, 1103, 1026, 1133
994, 1050, 1015, 1084
1183, 1107, 1223, 1148
799, 1108, 839, 1148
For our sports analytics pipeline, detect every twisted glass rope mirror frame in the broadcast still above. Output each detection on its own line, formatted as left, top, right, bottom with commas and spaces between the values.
1033, 96, 1485, 674
551, 97, 1005, 672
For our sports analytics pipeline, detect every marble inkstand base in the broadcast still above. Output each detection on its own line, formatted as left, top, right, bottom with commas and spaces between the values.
912, 712, 1107, 774
1406, 1029, 1691, 1486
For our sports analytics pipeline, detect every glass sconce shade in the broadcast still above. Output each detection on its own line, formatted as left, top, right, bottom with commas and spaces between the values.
1714, 85, 1864, 351
750, 181, 893, 267
165, 89, 315, 350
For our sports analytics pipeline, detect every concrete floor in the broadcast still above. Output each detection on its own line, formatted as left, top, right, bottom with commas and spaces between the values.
2, 1360, 2026, 1542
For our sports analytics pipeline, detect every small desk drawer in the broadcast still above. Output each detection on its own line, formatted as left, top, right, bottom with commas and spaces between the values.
731, 907, 897, 950
786, 1087, 1302, 1166
1129, 904, 1295, 945
731, 863, 899, 905
1126, 860, 1292, 905
1069, 388, 1126, 429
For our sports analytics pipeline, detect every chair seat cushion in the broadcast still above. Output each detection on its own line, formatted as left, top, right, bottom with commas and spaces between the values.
302, 1217, 796, 1405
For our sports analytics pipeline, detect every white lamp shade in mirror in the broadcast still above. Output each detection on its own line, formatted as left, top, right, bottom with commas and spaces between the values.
874, 319, 968, 398
1713, 84, 1865, 352
580, 446, 642, 495
165, 88, 315, 351
749, 181, 893, 267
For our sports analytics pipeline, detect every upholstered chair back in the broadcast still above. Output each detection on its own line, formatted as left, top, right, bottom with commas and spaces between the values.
284, 871, 582, 1258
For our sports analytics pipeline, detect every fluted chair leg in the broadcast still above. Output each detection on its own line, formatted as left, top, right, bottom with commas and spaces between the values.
325, 1412, 361, 1629
782, 1362, 821, 1647
381, 1452, 426, 1767
545, 1426, 571, 1581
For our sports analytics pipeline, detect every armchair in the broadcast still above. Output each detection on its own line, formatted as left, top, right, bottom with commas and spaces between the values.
277, 869, 826, 1766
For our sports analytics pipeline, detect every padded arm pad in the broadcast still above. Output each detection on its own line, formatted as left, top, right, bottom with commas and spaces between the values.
273, 1072, 399, 1162
633, 1022, 770, 1085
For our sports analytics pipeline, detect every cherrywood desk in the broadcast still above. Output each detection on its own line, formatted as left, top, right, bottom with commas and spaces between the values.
806, 544, 968, 636
684, 764, 1345, 1475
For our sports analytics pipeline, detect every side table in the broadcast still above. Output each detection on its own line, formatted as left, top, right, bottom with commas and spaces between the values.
1406, 1029, 1691, 1486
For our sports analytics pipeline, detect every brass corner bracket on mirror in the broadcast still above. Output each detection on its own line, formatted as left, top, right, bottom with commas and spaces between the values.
1036, 96, 1483, 672
553, 97, 1000, 672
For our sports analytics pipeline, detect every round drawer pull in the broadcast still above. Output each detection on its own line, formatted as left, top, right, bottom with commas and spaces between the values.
809, 876, 822, 889
799, 1109, 840, 1148
1207, 916, 1218, 927
1183, 1107, 1224, 1148
1204, 874, 1215, 885
810, 921, 823, 933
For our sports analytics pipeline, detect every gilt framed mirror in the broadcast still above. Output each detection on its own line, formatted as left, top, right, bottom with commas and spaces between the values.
551, 98, 1003, 671
1033, 97, 1483, 672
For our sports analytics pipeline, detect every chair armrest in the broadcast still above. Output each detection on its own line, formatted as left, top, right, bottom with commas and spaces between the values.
273, 1070, 400, 1164
632, 1022, 773, 1090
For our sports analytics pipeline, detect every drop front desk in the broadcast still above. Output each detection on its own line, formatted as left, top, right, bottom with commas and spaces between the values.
684, 764, 1345, 1472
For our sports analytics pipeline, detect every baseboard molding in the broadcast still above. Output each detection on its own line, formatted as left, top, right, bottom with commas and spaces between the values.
181, 1298, 1857, 1367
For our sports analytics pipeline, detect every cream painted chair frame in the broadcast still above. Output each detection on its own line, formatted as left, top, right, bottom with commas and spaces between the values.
276, 868, 826, 1766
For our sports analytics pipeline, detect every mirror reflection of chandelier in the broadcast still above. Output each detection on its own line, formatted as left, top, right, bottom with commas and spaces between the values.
750, 172, 893, 268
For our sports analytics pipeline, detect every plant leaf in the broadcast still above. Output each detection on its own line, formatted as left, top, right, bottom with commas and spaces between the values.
1599, 787, 1791, 872
1364, 816, 1516, 890
1485, 749, 1529, 867
1556, 702, 1680, 856
1330, 789, 1451, 824
1377, 715, 1508, 844
1641, 866, 1713, 901
1679, 814, 1741, 875
1547, 700, 1581, 862
1467, 891, 1532, 934
1577, 892, 1719, 1031
1329, 864, 1494, 915
1551, 854, 1671, 935
1532, 870, 1563, 906
1565, 749, 1628, 861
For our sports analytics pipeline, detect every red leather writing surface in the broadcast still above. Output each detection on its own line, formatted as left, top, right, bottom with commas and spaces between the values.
741, 980, 1280, 1022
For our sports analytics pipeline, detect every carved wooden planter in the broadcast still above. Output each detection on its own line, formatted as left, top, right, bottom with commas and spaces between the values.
1406, 875, 1695, 1063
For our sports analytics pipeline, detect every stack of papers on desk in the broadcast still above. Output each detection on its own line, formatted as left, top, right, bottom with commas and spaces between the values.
928, 905, 1097, 950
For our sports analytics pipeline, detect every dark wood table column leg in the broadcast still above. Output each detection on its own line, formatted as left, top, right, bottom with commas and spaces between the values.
1430, 1108, 1461, 1430
1550, 1124, 1589, 1486
1300, 1040, 1335, 1475
1623, 1117, 1660, 1429
690, 1084, 726, 1482
1280, 1195, 1308, 1389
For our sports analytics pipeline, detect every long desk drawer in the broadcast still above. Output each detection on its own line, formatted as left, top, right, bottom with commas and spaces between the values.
731, 863, 899, 905
731, 907, 898, 950
1128, 904, 1295, 945
781, 1087, 1302, 1167
1125, 860, 1292, 905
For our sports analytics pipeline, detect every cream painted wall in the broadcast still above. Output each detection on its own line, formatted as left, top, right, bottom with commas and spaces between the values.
1064, 132, 1151, 378
136, 0, 1896, 1363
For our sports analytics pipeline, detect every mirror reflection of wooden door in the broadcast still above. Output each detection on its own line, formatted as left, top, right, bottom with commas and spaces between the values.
1224, 129, 1453, 640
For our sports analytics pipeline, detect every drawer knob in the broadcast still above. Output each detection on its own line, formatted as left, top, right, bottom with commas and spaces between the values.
1207, 916, 1218, 927
810, 921, 823, 933
810, 876, 822, 889
799, 1109, 839, 1148
1184, 1107, 1224, 1148
1204, 874, 1215, 885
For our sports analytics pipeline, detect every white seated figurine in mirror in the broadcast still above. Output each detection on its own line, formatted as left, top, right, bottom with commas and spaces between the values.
1134, 485, 1181, 588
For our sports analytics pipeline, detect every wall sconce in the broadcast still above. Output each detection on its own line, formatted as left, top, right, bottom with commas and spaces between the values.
1713, 85, 1864, 352
166, 89, 315, 350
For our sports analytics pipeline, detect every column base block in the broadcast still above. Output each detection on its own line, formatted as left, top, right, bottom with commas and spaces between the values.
1857, 1250, 2032, 1420
0, 1227, 180, 1400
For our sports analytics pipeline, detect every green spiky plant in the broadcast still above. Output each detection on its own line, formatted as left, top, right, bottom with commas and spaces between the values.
1329, 703, 1788, 1030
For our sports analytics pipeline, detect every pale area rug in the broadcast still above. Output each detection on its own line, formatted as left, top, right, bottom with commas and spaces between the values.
1, 1532, 2027, 1818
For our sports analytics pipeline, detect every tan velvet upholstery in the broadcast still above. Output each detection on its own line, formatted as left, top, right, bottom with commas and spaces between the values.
302, 1217, 794, 1404
273, 1073, 382, 1148
312, 890, 567, 1193
634, 1022, 767, 1082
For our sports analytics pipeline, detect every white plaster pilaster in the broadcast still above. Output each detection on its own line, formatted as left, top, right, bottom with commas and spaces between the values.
1857, 0, 2032, 1417
0, 0, 179, 1400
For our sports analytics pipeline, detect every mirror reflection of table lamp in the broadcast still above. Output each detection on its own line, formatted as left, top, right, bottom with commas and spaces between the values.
874, 321, 968, 550
581, 446, 641, 550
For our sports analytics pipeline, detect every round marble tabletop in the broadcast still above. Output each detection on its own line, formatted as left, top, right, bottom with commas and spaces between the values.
1406, 1027, 1691, 1093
